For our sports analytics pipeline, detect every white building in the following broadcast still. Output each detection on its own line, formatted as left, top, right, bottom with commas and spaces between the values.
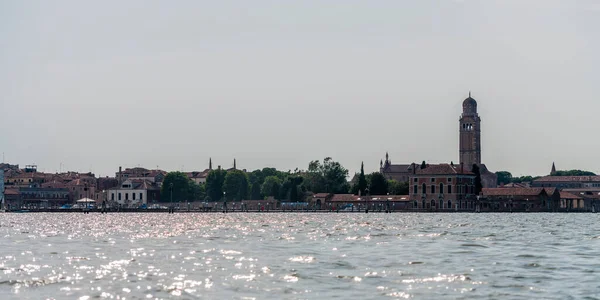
106, 180, 159, 207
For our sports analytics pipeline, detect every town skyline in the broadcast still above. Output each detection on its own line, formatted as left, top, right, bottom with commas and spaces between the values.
2, 1, 599, 178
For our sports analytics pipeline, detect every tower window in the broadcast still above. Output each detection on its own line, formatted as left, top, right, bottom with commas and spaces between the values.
431, 185, 435, 194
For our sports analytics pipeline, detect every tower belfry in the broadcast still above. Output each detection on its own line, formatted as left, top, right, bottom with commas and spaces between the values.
459, 92, 481, 168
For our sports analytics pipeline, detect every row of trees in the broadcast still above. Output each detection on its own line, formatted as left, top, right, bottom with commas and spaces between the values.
159, 157, 410, 203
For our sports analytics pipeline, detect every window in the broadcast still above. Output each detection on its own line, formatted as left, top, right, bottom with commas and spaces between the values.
448, 178, 452, 183
413, 201, 418, 209
439, 199, 444, 209
447, 200, 452, 209
414, 178, 418, 183
422, 200, 425, 208
447, 185, 452, 194
431, 178, 435, 182
422, 183, 426, 194
140, 193, 143, 200
440, 183, 444, 194
431, 185, 435, 194
413, 185, 417, 194
125, 193, 129, 200
133, 193, 136, 200
118, 193, 121, 200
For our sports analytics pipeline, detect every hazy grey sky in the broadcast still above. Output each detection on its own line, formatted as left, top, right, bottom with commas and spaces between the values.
1, 0, 599, 177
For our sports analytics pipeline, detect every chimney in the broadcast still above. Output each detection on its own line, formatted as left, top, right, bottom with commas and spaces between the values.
119, 166, 122, 184
460, 162, 464, 173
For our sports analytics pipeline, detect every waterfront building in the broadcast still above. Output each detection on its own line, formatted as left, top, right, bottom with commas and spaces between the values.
106, 179, 160, 208
531, 175, 600, 189
65, 177, 97, 202
480, 187, 560, 212
19, 187, 70, 208
559, 191, 585, 210
381, 93, 497, 187
4, 188, 20, 209
408, 163, 476, 210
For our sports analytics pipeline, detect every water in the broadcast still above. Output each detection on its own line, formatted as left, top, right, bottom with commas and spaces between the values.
1, 213, 599, 299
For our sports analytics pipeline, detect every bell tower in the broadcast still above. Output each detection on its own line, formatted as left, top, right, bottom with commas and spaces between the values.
459, 92, 481, 168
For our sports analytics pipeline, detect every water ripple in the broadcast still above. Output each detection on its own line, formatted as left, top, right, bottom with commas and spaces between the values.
0, 213, 599, 299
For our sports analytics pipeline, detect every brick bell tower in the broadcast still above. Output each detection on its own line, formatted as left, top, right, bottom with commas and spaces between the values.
459, 92, 481, 168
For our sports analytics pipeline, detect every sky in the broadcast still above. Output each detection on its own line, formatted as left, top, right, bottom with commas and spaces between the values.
1, 0, 599, 178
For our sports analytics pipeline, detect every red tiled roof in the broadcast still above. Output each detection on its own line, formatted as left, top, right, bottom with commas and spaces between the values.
383, 164, 413, 173
482, 188, 545, 196
415, 164, 474, 175
500, 183, 530, 188
559, 191, 582, 200
330, 194, 358, 202
4, 188, 19, 195
534, 176, 600, 182
313, 193, 330, 198
41, 181, 68, 189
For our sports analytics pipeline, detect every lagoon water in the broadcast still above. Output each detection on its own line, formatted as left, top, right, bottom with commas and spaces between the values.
1, 213, 599, 299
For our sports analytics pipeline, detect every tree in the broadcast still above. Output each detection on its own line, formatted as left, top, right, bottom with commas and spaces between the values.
303, 157, 350, 194
161, 172, 192, 203
388, 180, 409, 195
206, 169, 227, 201
250, 182, 262, 200
472, 164, 482, 195
554, 170, 596, 176
286, 176, 304, 202
188, 182, 205, 201
261, 176, 282, 199
248, 169, 264, 187
369, 172, 388, 195
495, 171, 513, 185
223, 170, 249, 201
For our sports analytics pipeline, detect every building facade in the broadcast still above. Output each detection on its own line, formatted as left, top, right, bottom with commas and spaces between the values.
107, 180, 160, 207
19, 187, 70, 208
409, 163, 476, 210
480, 187, 559, 212
381, 94, 497, 188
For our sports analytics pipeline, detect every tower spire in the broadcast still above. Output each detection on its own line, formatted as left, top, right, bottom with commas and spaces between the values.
233, 158, 237, 170
551, 162, 556, 175
209, 158, 212, 170
469, 90, 471, 98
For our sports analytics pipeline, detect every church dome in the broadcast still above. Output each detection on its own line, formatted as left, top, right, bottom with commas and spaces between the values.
462, 92, 477, 113
462, 96, 477, 107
